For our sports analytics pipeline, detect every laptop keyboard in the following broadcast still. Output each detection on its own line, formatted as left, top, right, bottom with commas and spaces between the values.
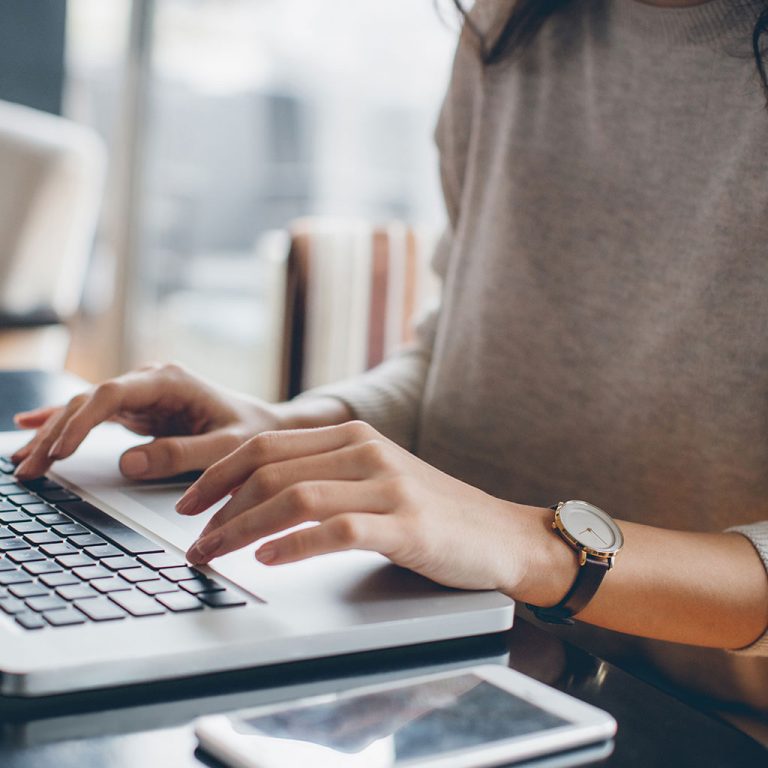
0, 456, 247, 631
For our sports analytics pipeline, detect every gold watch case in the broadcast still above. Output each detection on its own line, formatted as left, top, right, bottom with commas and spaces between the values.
552, 500, 624, 568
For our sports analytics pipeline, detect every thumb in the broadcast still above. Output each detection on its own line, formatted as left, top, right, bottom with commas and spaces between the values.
119, 431, 240, 480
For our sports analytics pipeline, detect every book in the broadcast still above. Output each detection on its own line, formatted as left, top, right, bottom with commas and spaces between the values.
277, 217, 439, 400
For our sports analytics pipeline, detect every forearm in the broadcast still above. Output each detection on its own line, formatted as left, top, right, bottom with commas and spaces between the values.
513, 508, 768, 651
272, 396, 353, 431
290, 346, 432, 449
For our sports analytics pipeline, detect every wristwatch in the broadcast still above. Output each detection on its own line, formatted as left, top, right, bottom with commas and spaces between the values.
527, 500, 623, 626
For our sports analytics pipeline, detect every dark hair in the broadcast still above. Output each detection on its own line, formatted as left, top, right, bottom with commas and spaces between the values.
451, 0, 768, 100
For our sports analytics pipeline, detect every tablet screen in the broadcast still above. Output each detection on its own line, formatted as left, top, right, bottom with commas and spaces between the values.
237, 673, 569, 762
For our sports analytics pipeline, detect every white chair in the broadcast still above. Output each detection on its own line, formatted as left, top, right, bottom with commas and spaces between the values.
0, 100, 105, 368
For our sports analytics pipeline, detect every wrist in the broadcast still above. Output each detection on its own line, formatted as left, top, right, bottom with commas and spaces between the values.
271, 396, 353, 431
504, 504, 579, 608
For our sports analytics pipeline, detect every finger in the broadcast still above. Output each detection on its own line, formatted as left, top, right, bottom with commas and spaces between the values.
110, 413, 160, 435
186, 479, 388, 564
14, 396, 89, 479
46, 371, 172, 461
10, 406, 66, 463
195, 444, 376, 536
256, 513, 401, 566
10, 429, 50, 464
178, 420, 375, 516
10, 443, 33, 464
119, 430, 241, 480
14, 405, 61, 429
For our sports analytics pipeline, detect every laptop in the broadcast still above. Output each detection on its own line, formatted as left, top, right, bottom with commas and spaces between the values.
0, 424, 514, 697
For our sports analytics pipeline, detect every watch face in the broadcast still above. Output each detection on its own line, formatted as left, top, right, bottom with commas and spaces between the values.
558, 501, 623, 554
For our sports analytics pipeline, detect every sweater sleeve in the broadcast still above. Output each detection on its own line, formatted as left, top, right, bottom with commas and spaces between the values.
725, 521, 768, 656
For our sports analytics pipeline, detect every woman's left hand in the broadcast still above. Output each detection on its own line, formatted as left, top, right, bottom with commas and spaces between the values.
176, 420, 572, 603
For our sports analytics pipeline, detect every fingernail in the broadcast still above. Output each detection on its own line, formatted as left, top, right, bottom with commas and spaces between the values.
175, 489, 198, 515
256, 544, 277, 564
121, 451, 148, 478
14, 460, 31, 479
187, 533, 222, 564
48, 439, 64, 459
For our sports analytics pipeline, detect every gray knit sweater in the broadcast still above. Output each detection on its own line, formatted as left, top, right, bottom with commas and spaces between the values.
308, 0, 768, 710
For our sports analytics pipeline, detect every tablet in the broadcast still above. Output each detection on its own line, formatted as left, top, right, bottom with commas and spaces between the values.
194, 664, 617, 768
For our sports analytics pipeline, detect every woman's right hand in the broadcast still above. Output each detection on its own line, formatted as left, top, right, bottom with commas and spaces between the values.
12, 363, 350, 481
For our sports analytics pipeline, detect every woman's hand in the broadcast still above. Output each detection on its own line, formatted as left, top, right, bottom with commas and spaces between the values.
177, 420, 575, 602
12, 363, 350, 481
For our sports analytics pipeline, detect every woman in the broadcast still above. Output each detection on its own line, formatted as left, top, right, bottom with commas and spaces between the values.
13, 0, 768, 729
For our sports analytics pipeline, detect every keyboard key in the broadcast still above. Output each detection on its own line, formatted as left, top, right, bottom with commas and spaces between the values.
40, 571, 80, 588
0, 538, 30, 552
0, 557, 17, 571
69, 533, 108, 548
73, 565, 112, 581
101, 555, 140, 571
0, 570, 32, 586
118, 566, 159, 583
41, 541, 78, 557
0, 501, 17, 513
198, 590, 247, 608
56, 583, 98, 601
0, 527, 14, 539
138, 580, 178, 596
138, 552, 187, 570
38, 489, 80, 503
25, 531, 62, 546
26, 595, 68, 612
109, 591, 166, 617
15, 612, 46, 630
9, 583, 49, 599
91, 576, 131, 594
38, 513, 73, 526
56, 553, 96, 569
0, 596, 27, 614
162, 566, 203, 583
21, 478, 61, 492
9, 494, 43, 507
156, 592, 202, 612
85, 544, 122, 559
9, 521, 45, 535
59, 501, 164, 555
44, 607, 86, 626
8, 549, 46, 563
19, 477, 61, 493
22, 503, 53, 517
75, 597, 126, 622
0, 482, 30, 496
55, 523, 90, 537
0, 511, 30, 524
24, 560, 63, 576
179, 576, 226, 595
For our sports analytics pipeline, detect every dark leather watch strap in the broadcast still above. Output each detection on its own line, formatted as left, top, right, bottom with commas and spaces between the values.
526, 555, 610, 625
526, 502, 615, 625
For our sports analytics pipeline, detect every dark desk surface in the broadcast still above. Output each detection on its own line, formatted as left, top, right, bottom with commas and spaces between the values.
0, 371, 764, 768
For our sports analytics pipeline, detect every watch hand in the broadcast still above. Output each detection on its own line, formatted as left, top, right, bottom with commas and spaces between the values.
587, 527, 609, 546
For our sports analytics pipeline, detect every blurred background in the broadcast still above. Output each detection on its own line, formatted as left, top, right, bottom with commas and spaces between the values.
0, 0, 456, 399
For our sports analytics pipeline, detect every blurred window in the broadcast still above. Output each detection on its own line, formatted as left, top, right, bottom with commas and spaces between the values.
65, 0, 456, 397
